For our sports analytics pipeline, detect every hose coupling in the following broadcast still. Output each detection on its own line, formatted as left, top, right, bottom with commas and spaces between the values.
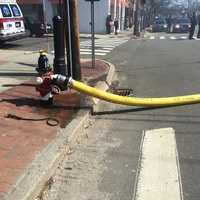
51, 74, 70, 88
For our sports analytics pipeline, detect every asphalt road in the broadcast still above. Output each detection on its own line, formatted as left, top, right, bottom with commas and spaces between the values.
0, 36, 54, 52
0, 36, 88, 52
0, 35, 129, 60
105, 32, 200, 200
37, 32, 200, 200
2, 32, 200, 199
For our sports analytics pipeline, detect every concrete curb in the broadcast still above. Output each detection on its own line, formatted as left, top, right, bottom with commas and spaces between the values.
5, 60, 116, 200
91, 60, 116, 112
82, 59, 113, 86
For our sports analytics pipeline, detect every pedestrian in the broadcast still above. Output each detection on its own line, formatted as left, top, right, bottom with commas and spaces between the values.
114, 18, 119, 35
166, 15, 172, 33
197, 12, 200, 38
189, 12, 197, 40
106, 15, 112, 34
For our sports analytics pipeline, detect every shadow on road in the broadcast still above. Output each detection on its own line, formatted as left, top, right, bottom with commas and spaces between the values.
15, 62, 36, 68
92, 104, 198, 116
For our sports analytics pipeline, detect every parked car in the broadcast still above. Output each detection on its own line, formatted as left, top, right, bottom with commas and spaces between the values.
170, 17, 190, 33
0, 0, 27, 44
152, 18, 168, 32
24, 16, 52, 37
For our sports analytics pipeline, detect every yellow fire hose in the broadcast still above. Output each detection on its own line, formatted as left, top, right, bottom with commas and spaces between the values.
68, 78, 200, 107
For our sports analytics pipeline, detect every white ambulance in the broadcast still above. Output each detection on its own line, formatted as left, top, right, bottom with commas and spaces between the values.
0, 0, 27, 43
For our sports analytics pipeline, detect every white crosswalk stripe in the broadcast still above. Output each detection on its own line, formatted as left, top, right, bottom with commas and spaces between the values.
80, 49, 111, 53
81, 44, 115, 48
50, 38, 128, 57
80, 37, 129, 56
150, 36, 155, 40
180, 36, 187, 39
194, 37, 200, 40
80, 52, 107, 56
143, 34, 200, 41
170, 36, 176, 40
160, 36, 165, 40
134, 128, 183, 200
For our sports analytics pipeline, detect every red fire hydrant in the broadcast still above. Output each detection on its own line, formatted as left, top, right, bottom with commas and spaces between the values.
35, 51, 60, 105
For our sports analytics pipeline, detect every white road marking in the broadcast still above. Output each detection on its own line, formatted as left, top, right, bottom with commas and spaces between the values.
80, 46, 113, 50
170, 36, 176, 40
79, 38, 128, 57
134, 128, 183, 200
181, 36, 187, 39
81, 44, 115, 48
93, 43, 123, 46
150, 36, 155, 40
160, 36, 165, 40
194, 37, 200, 40
100, 47, 113, 50
80, 49, 111, 53
81, 39, 128, 44
80, 52, 106, 56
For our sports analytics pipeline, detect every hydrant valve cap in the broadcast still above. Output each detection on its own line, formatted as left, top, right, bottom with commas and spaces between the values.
36, 77, 44, 84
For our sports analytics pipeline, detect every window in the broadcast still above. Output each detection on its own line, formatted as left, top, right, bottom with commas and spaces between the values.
10, 4, 21, 17
0, 4, 12, 17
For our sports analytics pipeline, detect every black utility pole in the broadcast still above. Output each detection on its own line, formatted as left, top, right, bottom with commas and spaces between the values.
63, 0, 81, 80
59, 0, 62, 17
53, 16, 67, 75
69, 0, 81, 80
134, 0, 140, 36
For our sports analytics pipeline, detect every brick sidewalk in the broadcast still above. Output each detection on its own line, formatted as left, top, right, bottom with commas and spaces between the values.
0, 60, 109, 199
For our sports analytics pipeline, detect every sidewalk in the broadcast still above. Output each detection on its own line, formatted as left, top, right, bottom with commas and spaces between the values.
44, 29, 132, 40
80, 29, 133, 39
0, 53, 115, 200
0, 49, 110, 91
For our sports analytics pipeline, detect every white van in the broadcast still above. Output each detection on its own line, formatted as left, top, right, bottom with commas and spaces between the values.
0, 0, 27, 43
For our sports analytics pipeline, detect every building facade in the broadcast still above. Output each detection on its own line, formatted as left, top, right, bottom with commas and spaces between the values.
17, 0, 59, 25
79, 0, 129, 33
17, 0, 129, 34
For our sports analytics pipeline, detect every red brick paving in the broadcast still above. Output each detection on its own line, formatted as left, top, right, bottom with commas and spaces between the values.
0, 60, 109, 198
0, 60, 7, 65
81, 59, 109, 77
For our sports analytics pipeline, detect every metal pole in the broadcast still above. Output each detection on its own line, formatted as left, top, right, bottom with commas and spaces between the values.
133, 0, 140, 36
42, 0, 48, 33
91, 0, 95, 68
53, 16, 67, 75
64, 0, 73, 77
114, 0, 117, 19
69, 0, 81, 80
59, 0, 62, 16
42, 0, 50, 52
